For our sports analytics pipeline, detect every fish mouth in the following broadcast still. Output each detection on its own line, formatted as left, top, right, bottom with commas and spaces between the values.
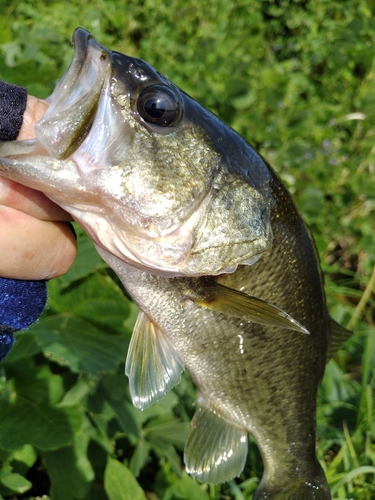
72, 27, 91, 64
32, 29, 273, 278
68, 28, 92, 88
35, 28, 112, 159
62, 28, 110, 100
72, 27, 110, 73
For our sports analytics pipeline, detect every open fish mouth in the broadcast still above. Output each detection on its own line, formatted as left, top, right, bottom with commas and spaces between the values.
0, 28, 274, 277
0, 28, 349, 495
36, 28, 112, 160
69, 27, 111, 93
71, 27, 93, 68
63, 27, 93, 92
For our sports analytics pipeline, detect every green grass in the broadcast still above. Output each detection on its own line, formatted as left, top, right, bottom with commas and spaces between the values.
0, 1, 374, 499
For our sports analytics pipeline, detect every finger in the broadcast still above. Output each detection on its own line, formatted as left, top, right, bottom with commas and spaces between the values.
17, 96, 49, 140
0, 177, 72, 221
0, 205, 77, 280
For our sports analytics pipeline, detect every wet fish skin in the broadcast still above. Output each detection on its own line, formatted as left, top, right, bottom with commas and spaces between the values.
100, 164, 331, 499
4, 28, 273, 278
0, 28, 350, 498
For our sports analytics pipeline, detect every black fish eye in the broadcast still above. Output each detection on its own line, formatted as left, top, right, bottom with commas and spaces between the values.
137, 84, 182, 127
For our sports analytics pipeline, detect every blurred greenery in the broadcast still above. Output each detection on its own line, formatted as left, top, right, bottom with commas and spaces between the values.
0, 0, 374, 498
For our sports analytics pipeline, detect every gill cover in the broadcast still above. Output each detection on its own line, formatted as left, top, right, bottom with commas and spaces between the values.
0, 28, 272, 277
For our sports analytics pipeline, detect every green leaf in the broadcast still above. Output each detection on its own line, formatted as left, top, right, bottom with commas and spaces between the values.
13, 365, 65, 406
140, 390, 180, 422
0, 473, 32, 494
162, 474, 210, 500
101, 373, 142, 437
33, 314, 128, 375
85, 412, 114, 455
330, 466, 375, 494
10, 444, 37, 468
57, 227, 106, 287
42, 431, 94, 500
1, 1, 375, 498
129, 439, 151, 477
59, 376, 95, 407
1, 41, 22, 67
104, 457, 147, 500
0, 396, 82, 451
0, 18, 12, 44
1, 332, 42, 363
151, 441, 182, 476
144, 417, 189, 450
48, 270, 136, 335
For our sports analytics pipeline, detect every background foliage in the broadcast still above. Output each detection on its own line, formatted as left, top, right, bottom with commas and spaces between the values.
0, 0, 374, 499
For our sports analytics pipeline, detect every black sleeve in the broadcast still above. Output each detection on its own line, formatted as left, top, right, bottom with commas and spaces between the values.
0, 81, 27, 141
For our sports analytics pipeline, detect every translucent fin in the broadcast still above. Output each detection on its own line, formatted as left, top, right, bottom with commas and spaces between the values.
327, 317, 352, 360
192, 281, 309, 334
125, 311, 184, 410
184, 400, 248, 484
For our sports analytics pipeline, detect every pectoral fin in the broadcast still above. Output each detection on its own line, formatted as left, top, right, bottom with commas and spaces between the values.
192, 281, 309, 334
184, 397, 248, 484
125, 311, 184, 410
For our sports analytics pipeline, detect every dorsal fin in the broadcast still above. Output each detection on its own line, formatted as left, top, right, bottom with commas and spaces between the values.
184, 397, 248, 484
191, 281, 309, 334
327, 318, 352, 360
125, 311, 184, 410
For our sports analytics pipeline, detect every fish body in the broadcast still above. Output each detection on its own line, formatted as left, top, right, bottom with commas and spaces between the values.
0, 29, 350, 499
102, 166, 329, 498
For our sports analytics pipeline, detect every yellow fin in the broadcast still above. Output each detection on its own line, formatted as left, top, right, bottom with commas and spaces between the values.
184, 397, 248, 484
192, 281, 309, 334
125, 311, 184, 410
327, 318, 352, 360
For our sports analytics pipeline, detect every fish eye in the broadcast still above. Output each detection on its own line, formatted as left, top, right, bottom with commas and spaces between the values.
137, 84, 182, 127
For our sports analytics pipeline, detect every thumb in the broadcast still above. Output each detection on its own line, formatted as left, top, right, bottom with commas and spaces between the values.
17, 96, 49, 140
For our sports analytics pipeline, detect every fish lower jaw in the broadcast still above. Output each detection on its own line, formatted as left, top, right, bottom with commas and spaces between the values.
81, 213, 268, 277
97, 242, 263, 278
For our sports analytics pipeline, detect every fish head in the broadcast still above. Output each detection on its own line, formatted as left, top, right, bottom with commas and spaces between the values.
2, 28, 273, 276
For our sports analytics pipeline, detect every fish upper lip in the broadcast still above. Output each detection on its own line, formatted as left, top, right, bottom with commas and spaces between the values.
72, 27, 112, 77
72, 28, 90, 62
35, 29, 112, 159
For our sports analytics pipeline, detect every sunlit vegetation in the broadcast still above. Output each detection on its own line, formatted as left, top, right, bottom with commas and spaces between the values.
0, 1, 374, 498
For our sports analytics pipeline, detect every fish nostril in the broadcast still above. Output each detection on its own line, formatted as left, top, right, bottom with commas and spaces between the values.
100, 53, 107, 61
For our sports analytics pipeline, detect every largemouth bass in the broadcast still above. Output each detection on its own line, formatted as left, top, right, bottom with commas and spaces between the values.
0, 29, 350, 499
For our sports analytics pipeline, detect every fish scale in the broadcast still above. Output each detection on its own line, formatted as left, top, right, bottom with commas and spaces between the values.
0, 28, 351, 499
107, 252, 327, 497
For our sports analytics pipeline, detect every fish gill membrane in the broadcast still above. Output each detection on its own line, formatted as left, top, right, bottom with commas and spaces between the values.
0, 28, 352, 499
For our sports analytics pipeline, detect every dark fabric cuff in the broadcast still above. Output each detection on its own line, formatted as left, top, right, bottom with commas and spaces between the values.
0, 81, 27, 141
0, 278, 47, 362
0, 278, 47, 330
0, 331, 16, 361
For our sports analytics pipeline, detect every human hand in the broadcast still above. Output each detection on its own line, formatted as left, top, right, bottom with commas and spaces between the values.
0, 96, 77, 280
16, 95, 49, 141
